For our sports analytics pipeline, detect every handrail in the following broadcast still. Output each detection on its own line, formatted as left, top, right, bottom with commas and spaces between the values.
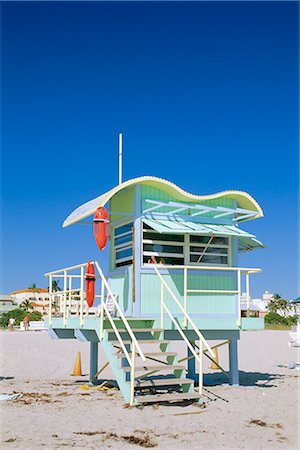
46, 260, 146, 405
153, 265, 215, 358
94, 261, 146, 363
45, 261, 146, 364
150, 264, 261, 273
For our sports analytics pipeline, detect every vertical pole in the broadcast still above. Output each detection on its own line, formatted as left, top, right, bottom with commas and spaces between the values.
130, 340, 135, 406
183, 267, 187, 328
118, 133, 122, 185
80, 266, 84, 326
160, 282, 164, 329
198, 340, 203, 394
89, 341, 98, 385
237, 269, 241, 326
246, 272, 250, 318
229, 336, 239, 386
187, 341, 196, 382
99, 279, 105, 340
63, 270, 67, 326
49, 274, 52, 326
68, 276, 72, 317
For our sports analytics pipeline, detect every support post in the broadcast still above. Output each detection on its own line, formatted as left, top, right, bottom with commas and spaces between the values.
229, 337, 239, 386
130, 340, 135, 406
183, 267, 187, 328
237, 269, 241, 326
198, 340, 203, 394
160, 282, 164, 329
80, 266, 84, 326
187, 341, 197, 382
89, 341, 98, 385
63, 270, 67, 326
99, 280, 105, 340
246, 272, 250, 318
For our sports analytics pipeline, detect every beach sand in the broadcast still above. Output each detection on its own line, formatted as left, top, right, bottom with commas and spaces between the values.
0, 330, 299, 449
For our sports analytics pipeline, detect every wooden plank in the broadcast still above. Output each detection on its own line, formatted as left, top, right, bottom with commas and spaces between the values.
134, 378, 193, 387
122, 364, 185, 373
136, 392, 201, 403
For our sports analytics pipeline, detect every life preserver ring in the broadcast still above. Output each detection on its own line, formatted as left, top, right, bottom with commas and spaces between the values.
85, 261, 95, 307
93, 207, 109, 251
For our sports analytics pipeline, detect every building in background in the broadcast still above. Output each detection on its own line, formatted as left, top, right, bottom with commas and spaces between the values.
0, 294, 17, 314
10, 288, 51, 315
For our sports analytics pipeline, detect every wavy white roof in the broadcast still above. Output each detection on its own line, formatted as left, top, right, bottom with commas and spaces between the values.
63, 176, 263, 228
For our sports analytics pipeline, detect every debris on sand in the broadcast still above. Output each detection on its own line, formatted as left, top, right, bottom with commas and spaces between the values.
249, 419, 283, 429
73, 430, 157, 447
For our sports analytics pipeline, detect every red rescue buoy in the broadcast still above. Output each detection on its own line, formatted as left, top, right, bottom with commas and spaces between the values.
93, 207, 109, 251
85, 261, 95, 308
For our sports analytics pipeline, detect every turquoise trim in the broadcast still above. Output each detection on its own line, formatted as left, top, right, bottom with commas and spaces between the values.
133, 185, 142, 317
241, 318, 264, 330
101, 332, 131, 403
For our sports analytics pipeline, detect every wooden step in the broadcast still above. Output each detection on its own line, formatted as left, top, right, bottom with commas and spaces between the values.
122, 364, 185, 373
118, 352, 176, 358
135, 378, 193, 387
110, 340, 170, 345
136, 391, 202, 404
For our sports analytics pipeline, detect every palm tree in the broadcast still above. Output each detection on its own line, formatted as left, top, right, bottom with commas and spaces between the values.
21, 299, 34, 311
267, 294, 290, 317
51, 280, 62, 292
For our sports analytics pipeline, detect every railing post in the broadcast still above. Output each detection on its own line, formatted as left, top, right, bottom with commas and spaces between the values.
68, 276, 72, 317
160, 281, 164, 330
237, 269, 241, 326
63, 270, 67, 326
183, 267, 187, 328
80, 266, 84, 326
198, 340, 203, 395
246, 272, 250, 318
130, 340, 135, 406
99, 279, 105, 340
49, 274, 52, 326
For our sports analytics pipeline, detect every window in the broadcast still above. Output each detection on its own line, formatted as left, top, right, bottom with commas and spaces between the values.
142, 222, 230, 266
142, 222, 184, 265
113, 222, 133, 268
189, 235, 229, 266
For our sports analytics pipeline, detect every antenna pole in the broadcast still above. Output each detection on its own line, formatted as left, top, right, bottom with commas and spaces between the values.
118, 133, 123, 185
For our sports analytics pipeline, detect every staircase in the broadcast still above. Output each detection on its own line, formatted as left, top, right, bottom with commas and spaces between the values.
101, 322, 202, 405
46, 261, 214, 406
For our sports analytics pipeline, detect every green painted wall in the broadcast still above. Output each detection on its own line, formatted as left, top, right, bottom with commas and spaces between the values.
141, 185, 237, 219
140, 272, 236, 316
110, 186, 135, 222
109, 271, 130, 313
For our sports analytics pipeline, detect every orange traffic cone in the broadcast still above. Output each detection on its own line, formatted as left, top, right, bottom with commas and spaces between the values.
210, 348, 219, 370
71, 351, 83, 376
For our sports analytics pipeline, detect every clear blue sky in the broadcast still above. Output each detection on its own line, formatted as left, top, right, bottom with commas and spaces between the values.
1, 1, 298, 299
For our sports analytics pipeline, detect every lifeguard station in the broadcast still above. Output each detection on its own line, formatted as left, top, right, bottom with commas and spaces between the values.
45, 145, 264, 405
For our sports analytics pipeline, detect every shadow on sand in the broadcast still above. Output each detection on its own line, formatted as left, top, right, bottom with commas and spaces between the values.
204, 370, 285, 388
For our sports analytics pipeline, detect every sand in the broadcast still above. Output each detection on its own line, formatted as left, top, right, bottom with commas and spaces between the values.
0, 329, 299, 449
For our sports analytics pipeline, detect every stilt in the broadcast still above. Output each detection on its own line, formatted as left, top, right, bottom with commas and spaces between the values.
229, 336, 239, 386
89, 341, 98, 385
187, 341, 197, 382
